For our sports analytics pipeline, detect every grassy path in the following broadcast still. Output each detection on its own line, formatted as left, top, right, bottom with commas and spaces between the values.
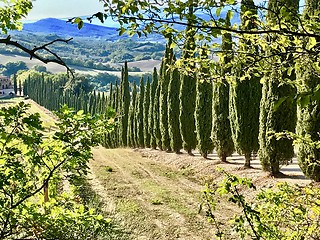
3, 98, 310, 239
89, 147, 216, 240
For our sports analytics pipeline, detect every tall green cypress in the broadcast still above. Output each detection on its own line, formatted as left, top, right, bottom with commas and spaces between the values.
18, 79, 22, 96
13, 74, 17, 94
149, 68, 158, 149
144, 78, 151, 148
259, 0, 298, 174
154, 77, 162, 150
179, 6, 197, 155
168, 56, 183, 154
120, 62, 130, 146
137, 77, 145, 148
108, 82, 113, 108
212, 17, 234, 162
229, 0, 261, 167
160, 43, 173, 152
297, 0, 320, 181
195, 46, 214, 158
111, 82, 120, 147
128, 81, 137, 147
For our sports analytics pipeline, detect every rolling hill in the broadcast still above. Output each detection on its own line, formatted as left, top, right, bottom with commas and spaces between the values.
17, 18, 124, 40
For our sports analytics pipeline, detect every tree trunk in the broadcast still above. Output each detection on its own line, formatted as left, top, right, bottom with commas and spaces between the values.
244, 153, 251, 168
221, 154, 227, 162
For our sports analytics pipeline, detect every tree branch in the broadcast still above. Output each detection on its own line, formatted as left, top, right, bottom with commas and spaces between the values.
117, 15, 320, 39
0, 36, 74, 76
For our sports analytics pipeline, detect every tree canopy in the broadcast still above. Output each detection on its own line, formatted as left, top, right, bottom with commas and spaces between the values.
78, 0, 319, 87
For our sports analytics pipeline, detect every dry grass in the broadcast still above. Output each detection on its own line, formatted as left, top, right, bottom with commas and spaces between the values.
3, 98, 312, 239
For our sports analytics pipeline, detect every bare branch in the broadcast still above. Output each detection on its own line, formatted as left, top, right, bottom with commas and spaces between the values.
0, 36, 75, 76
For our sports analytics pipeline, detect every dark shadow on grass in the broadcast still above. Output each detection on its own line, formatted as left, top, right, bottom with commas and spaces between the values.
268, 172, 307, 180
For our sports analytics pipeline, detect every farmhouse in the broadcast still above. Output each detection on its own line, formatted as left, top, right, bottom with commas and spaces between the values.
0, 75, 14, 96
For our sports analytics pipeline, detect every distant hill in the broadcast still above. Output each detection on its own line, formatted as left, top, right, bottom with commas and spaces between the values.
16, 18, 165, 42
15, 12, 241, 41
20, 18, 122, 39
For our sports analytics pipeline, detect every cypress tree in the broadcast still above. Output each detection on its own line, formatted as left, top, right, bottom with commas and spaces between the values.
179, 6, 197, 155
120, 62, 130, 146
154, 78, 162, 150
108, 82, 113, 108
144, 78, 151, 148
297, 0, 320, 181
195, 46, 214, 158
137, 77, 145, 148
160, 43, 173, 152
229, 0, 261, 167
259, 0, 298, 174
168, 56, 183, 154
128, 81, 137, 147
13, 74, 17, 94
111, 82, 120, 147
212, 17, 234, 162
149, 68, 158, 149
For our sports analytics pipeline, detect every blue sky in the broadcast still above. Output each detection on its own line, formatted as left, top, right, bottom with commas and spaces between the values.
25, 0, 105, 20
25, 0, 269, 21
24, 0, 304, 22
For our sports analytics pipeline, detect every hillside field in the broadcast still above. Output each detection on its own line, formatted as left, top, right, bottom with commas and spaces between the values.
0, 53, 159, 76
0, 97, 312, 239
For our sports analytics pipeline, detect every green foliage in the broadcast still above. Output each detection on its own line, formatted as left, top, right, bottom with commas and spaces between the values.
143, 78, 151, 148
203, 171, 320, 239
179, 20, 197, 155
0, 102, 114, 239
0, 0, 32, 34
22, 72, 100, 114
13, 74, 17, 94
32, 65, 48, 73
212, 19, 234, 162
137, 77, 145, 148
1, 61, 28, 77
195, 47, 214, 159
160, 43, 173, 152
128, 81, 137, 147
259, 0, 298, 174
168, 59, 182, 154
196, 78, 214, 158
229, 0, 261, 167
154, 72, 162, 150
120, 62, 130, 146
297, 0, 320, 181
149, 67, 159, 149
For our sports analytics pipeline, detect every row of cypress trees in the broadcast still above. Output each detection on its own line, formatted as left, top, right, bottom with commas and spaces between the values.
22, 0, 320, 181
23, 73, 111, 117
105, 0, 320, 181
296, 0, 320, 181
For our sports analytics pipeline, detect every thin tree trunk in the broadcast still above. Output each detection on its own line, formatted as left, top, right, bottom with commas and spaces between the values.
244, 153, 251, 168
187, 149, 193, 156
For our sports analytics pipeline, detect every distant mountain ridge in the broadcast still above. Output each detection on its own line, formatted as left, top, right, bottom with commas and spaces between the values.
20, 18, 122, 39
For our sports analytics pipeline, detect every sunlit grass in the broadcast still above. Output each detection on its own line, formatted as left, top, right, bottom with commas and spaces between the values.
0, 97, 57, 130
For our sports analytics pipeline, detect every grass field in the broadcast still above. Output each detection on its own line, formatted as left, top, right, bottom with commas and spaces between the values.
0, 97, 56, 129
1, 98, 312, 239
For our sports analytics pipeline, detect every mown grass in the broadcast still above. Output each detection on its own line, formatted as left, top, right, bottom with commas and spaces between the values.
0, 97, 56, 130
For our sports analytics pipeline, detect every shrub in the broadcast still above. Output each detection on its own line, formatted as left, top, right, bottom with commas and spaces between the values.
202, 171, 320, 240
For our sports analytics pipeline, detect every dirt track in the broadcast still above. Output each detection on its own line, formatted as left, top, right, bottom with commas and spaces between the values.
89, 147, 218, 240
88, 147, 311, 240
